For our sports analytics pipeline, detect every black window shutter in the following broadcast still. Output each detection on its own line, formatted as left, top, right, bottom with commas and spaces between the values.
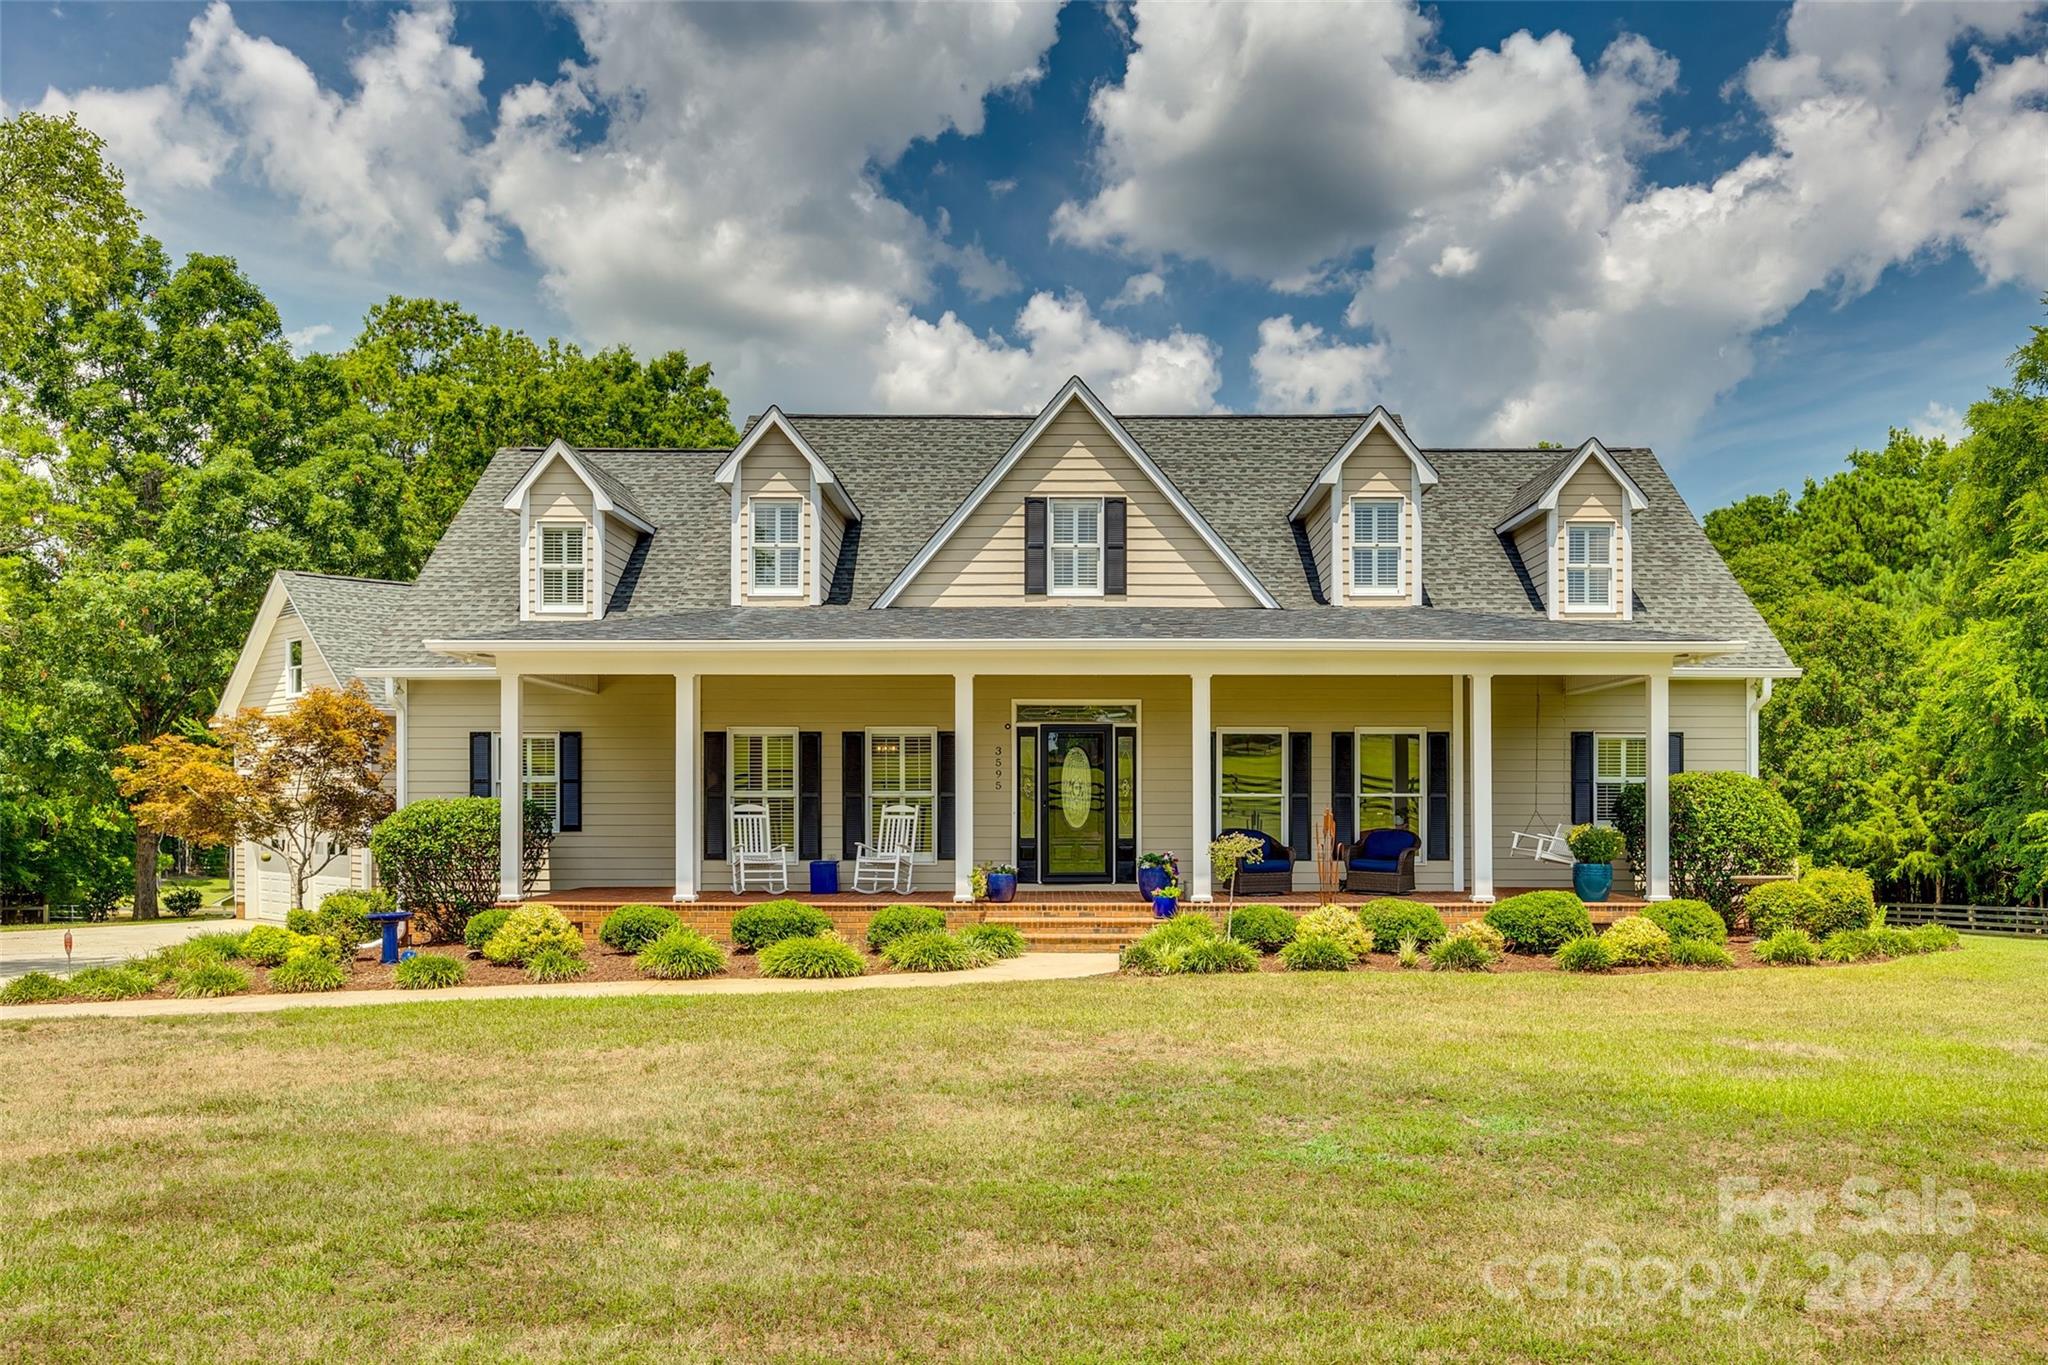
1024, 497, 1048, 595
558, 732, 583, 833
797, 731, 822, 860
703, 730, 727, 861
1426, 731, 1450, 862
1669, 731, 1685, 774
1570, 731, 1594, 825
1104, 497, 1128, 595
469, 733, 493, 798
1287, 732, 1312, 854
841, 732, 867, 861
937, 731, 957, 859
1331, 732, 1355, 846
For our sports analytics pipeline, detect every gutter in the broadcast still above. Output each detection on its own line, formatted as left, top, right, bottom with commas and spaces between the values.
422, 635, 1744, 658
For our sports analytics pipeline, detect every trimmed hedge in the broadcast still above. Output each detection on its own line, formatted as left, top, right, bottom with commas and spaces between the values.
239, 925, 300, 967
1483, 891, 1592, 953
599, 904, 682, 952
637, 929, 727, 980
394, 953, 467, 989
1224, 904, 1298, 953
758, 932, 865, 979
882, 930, 995, 972
1643, 899, 1727, 945
865, 904, 947, 953
481, 905, 582, 967
1800, 868, 1878, 938
462, 908, 513, 955
1555, 935, 1616, 972
1279, 934, 1354, 971
1360, 898, 1447, 952
733, 900, 833, 951
959, 922, 1026, 959
1602, 915, 1672, 967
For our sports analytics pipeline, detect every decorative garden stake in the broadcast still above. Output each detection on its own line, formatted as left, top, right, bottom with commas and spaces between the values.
64, 930, 73, 967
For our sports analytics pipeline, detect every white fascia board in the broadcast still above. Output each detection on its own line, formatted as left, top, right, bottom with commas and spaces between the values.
215, 575, 293, 717
874, 375, 1280, 609
500, 439, 656, 535
714, 408, 860, 522
1286, 406, 1440, 523
1673, 663, 1804, 680
1494, 438, 1650, 535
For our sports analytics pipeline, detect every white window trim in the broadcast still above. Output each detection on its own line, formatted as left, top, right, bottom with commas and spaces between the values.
285, 639, 304, 697
486, 731, 563, 833
748, 496, 805, 598
1354, 728, 1427, 862
866, 727, 939, 862
729, 727, 800, 852
1214, 727, 1288, 835
1562, 519, 1616, 614
1593, 732, 1647, 827
536, 521, 590, 615
1348, 495, 1405, 598
1046, 495, 1106, 598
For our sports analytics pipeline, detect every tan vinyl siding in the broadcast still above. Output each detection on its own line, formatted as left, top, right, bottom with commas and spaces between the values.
738, 431, 813, 606
894, 397, 1260, 607
601, 515, 638, 612
1339, 430, 1416, 606
527, 462, 597, 619
818, 499, 848, 601
1513, 517, 1551, 612
1302, 487, 1334, 601
1553, 464, 1628, 618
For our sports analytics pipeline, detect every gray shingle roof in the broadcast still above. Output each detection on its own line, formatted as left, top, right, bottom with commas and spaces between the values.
366, 416, 1791, 675
278, 572, 411, 688
1498, 448, 1583, 527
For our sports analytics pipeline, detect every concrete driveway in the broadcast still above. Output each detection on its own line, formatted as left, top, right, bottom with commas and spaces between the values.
0, 919, 238, 980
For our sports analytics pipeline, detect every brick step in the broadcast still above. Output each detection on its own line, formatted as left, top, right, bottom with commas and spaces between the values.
981, 903, 1156, 918
1016, 931, 1147, 952
985, 915, 1160, 931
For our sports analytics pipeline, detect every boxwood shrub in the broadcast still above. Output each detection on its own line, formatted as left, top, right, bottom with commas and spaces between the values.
1, 971, 68, 1005
1602, 915, 1672, 967
1800, 868, 1878, 938
1671, 937, 1736, 968
598, 904, 682, 952
162, 886, 204, 917
959, 922, 1026, 959
481, 905, 583, 966
1755, 927, 1817, 965
637, 928, 726, 980
758, 932, 865, 979
733, 899, 833, 951
1296, 904, 1373, 958
270, 950, 347, 993
1483, 891, 1592, 953
462, 908, 512, 955
1279, 934, 1354, 971
394, 953, 468, 989
1225, 904, 1298, 953
865, 904, 947, 953
239, 924, 300, 967
174, 961, 250, 999
1360, 898, 1447, 953
1643, 899, 1727, 945
882, 930, 995, 972
1555, 935, 1616, 972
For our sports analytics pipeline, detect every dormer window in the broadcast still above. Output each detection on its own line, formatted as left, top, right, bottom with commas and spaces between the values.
539, 524, 588, 611
1351, 497, 1402, 595
750, 498, 803, 595
1564, 522, 1613, 611
1049, 497, 1103, 596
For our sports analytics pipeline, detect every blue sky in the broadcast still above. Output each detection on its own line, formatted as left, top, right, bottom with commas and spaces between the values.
8, 1, 2046, 512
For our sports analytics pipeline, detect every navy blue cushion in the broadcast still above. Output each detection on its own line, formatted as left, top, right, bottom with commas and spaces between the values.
1218, 827, 1287, 864
1349, 856, 1403, 873
1241, 857, 1291, 876
1361, 828, 1419, 860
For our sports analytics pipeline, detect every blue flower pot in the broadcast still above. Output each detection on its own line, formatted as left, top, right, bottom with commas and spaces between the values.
986, 872, 1017, 904
1138, 865, 1171, 900
1152, 894, 1181, 919
1573, 862, 1614, 903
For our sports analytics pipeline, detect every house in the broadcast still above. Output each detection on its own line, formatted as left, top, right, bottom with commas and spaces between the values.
220, 376, 1793, 925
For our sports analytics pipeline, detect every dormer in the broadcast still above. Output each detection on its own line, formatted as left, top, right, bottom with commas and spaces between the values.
1494, 438, 1649, 621
501, 439, 657, 622
715, 409, 860, 607
1289, 407, 1438, 607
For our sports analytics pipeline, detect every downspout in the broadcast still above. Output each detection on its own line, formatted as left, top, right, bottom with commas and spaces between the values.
1746, 677, 1773, 778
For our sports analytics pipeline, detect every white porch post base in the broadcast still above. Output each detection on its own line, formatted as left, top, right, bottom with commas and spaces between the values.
953, 671, 976, 903
498, 670, 522, 902
1647, 671, 1671, 901
1190, 670, 1214, 902
675, 671, 699, 902
1469, 672, 1494, 904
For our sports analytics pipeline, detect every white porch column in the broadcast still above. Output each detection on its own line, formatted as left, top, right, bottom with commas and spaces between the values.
674, 671, 699, 902
1646, 671, 1671, 901
1469, 672, 1494, 903
1190, 670, 1214, 902
498, 668, 522, 902
953, 671, 976, 903
1449, 674, 1466, 892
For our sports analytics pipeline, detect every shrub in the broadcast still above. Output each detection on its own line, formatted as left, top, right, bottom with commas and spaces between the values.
1176, 937, 1258, 974
732, 900, 833, 951
959, 922, 1026, 959
1, 972, 68, 1005
526, 946, 589, 983
1429, 933, 1495, 971
184, 930, 249, 961
1396, 936, 1424, 970
1566, 823, 1625, 864
67, 966, 156, 1000
175, 961, 250, 999
759, 932, 865, 979
865, 904, 947, 953
1119, 913, 1221, 973
271, 949, 347, 993
481, 905, 583, 966
1296, 904, 1373, 958
1745, 880, 1820, 938
637, 928, 727, 980
1642, 899, 1727, 945
309, 888, 393, 950
163, 886, 203, 917
883, 930, 995, 972
1615, 771, 1801, 912
1225, 904, 1297, 953
239, 924, 300, 967
1671, 938, 1736, 968
599, 904, 681, 952
1360, 898, 1447, 953
1280, 934, 1355, 971
1755, 928, 1817, 965
1555, 935, 1616, 972
1484, 892, 1592, 953
394, 953, 467, 989
369, 798, 500, 942
1453, 920, 1507, 957
462, 908, 512, 954
1602, 915, 1673, 967
1906, 923, 1961, 952
1800, 868, 1877, 938
293, 933, 347, 965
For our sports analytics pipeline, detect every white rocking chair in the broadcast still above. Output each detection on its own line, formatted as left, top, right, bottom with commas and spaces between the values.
730, 802, 793, 893
853, 803, 919, 895
1510, 822, 1574, 865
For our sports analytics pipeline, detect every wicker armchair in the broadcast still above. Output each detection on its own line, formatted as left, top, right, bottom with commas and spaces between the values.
1218, 827, 1295, 897
1339, 827, 1420, 895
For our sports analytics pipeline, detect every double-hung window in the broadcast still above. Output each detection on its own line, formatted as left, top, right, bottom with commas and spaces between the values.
286, 639, 304, 696
751, 498, 803, 595
1357, 731, 1423, 850
1351, 497, 1402, 594
731, 729, 798, 851
538, 524, 588, 610
1048, 498, 1103, 596
485, 733, 563, 832
1217, 730, 1286, 834
1594, 734, 1646, 825
1564, 522, 1614, 610
867, 729, 937, 858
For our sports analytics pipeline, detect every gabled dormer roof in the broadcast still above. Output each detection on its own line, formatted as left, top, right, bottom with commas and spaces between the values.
716, 408, 860, 521
216, 571, 410, 716
1287, 406, 1440, 521
1494, 438, 1649, 533
501, 438, 658, 533
874, 376, 1281, 609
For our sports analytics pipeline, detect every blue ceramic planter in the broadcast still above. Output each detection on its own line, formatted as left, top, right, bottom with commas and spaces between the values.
1152, 893, 1181, 919
985, 872, 1017, 904
1137, 865, 1172, 900
1573, 861, 1614, 902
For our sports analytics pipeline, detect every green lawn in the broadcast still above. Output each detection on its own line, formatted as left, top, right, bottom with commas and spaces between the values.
2, 941, 2044, 1361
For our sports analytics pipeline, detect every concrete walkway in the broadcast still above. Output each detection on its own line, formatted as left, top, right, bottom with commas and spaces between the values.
0, 918, 240, 980
2, 952, 1123, 1021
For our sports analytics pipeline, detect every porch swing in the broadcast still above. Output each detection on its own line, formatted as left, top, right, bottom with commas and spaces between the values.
1507, 690, 1574, 865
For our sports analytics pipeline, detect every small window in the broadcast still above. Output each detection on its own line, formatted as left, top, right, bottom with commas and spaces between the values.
750, 498, 803, 594
539, 524, 588, 610
1565, 522, 1614, 610
867, 729, 937, 858
1217, 730, 1285, 834
1594, 734, 1646, 825
1357, 731, 1424, 851
731, 729, 798, 850
523, 735, 560, 833
1048, 498, 1103, 596
286, 639, 304, 697
1351, 498, 1402, 594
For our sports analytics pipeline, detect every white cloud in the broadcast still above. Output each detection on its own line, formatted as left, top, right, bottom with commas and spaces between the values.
1250, 315, 1388, 412
1430, 246, 1480, 279
1910, 401, 1967, 445
1107, 270, 1166, 309
283, 323, 335, 354
988, 177, 1018, 197
874, 291, 1222, 412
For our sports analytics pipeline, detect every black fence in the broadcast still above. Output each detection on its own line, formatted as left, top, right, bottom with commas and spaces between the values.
1885, 902, 2048, 937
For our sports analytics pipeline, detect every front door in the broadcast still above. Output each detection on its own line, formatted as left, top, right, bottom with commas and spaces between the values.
1040, 725, 1112, 882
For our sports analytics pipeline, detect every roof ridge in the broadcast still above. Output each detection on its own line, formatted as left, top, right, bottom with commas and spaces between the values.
280, 570, 412, 587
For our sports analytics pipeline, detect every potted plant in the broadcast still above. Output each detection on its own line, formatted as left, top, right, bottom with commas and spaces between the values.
1567, 823, 1625, 902
1137, 851, 1178, 902
1151, 882, 1182, 919
980, 862, 1018, 904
